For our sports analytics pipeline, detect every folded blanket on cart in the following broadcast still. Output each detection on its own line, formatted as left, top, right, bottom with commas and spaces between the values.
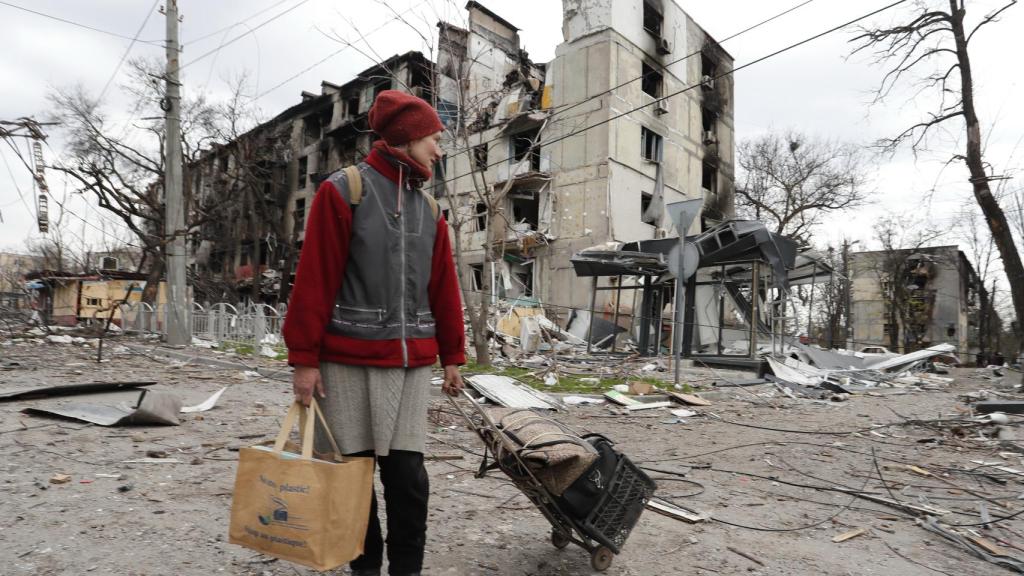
484, 408, 598, 495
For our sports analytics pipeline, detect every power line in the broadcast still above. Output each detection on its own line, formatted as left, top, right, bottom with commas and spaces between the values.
183, 0, 296, 45
437, 0, 911, 189
254, 7, 415, 101
178, 0, 314, 72
97, 0, 161, 102
0, 144, 35, 218
3, 133, 139, 247
0, 0, 161, 44
442, 0, 820, 162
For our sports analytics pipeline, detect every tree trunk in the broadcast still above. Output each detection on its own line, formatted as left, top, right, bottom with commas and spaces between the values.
451, 219, 491, 366
950, 2, 1024, 367
141, 247, 164, 306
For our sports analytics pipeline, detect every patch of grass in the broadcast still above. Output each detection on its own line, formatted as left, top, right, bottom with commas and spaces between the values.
221, 341, 288, 361
459, 359, 684, 394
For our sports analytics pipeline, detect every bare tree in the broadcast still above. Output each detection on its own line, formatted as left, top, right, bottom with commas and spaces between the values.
851, 0, 1024, 356
953, 204, 1001, 360
48, 57, 222, 304
736, 130, 869, 244
807, 242, 849, 348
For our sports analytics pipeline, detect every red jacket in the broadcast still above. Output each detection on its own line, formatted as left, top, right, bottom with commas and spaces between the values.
283, 151, 466, 368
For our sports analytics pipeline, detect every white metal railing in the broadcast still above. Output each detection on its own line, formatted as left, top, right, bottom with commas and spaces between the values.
117, 301, 162, 334
117, 301, 287, 348
189, 302, 285, 347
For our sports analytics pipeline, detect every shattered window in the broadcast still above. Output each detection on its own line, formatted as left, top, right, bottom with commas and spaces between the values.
469, 264, 484, 291
702, 161, 716, 192
474, 144, 489, 171
511, 262, 534, 297
475, 202, 487, 231
433, 155, 447, 198
373, 79, 390, 100
643, 1, 663, 37
294, 198, 306, 232
641, 192, 653, 221
642, 62, 662, 98
347, 97, 360, 117
510, 192, 539, 230
298, 156, 308, 189
702, 107, 715, 133
641, 127, 662, 161
511, 128, 541, 171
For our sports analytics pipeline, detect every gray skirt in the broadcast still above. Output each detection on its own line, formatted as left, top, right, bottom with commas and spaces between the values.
315, 362, 431, 456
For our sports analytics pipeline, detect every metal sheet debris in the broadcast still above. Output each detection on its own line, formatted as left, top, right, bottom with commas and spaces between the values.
465, 375, 561, 410
864, 343, 957, 371
974, 401, 1024, 414
0, 381, 158, 402
23, 389, 183, 426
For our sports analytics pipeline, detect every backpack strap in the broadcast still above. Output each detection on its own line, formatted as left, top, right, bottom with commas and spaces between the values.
343, 165, 362, 206
418, 189, 440, 221
339, 163, 439, 220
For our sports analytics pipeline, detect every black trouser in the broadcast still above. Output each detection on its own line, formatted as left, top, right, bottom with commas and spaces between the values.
348, 450, 429, 575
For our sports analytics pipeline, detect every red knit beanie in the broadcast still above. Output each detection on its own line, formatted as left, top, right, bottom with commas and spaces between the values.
368, 90, 444, 146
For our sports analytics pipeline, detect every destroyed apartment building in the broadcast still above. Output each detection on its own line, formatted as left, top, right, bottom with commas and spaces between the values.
437, 0, 736, 315
187, 0, 736, 319
849, 245, 998, 363
188, 52, 435, 305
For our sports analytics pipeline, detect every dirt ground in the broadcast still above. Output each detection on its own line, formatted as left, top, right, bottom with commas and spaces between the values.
2, 334, 1022, 575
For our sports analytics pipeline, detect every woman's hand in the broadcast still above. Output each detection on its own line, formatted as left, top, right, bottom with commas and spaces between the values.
441, 364, 463, 396
293, 365, 325, 406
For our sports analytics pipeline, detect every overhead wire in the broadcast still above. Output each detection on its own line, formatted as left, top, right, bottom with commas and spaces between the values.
440, 0, 821, 162
97, 0, 161, 102
178, 0, 315, 72
0, 0, 162, 44
253, 6, 418, 101
434, 0, 910, 190
183, 0, 296, 45
0, 141, 36, 218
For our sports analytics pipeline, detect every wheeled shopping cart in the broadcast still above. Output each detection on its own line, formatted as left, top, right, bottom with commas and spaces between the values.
448, 391, 656, 571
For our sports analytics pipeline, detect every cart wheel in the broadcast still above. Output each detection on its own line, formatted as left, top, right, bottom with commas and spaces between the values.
551, 530, 570, 549
590, 547, 614, 571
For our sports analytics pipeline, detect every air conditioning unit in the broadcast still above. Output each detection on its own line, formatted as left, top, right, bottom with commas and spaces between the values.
653, 101, 669, 115
703, 130, 717, 145
701, 75, 715, 91
657, 37, 672, 55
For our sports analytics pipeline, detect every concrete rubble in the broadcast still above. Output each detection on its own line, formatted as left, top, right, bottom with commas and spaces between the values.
5, 309, 1024, 575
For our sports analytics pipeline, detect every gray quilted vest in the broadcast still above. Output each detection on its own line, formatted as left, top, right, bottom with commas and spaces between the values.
324, 162, 439, 364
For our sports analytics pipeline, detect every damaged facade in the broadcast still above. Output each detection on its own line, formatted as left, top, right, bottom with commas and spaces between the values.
439, 0, 735, 315
189, 53, 434, 305
188, 1, 734, 317
849, 246, 995, 361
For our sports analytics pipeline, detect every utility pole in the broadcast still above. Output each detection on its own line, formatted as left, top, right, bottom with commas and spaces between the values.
843, 238, 853, 350
163, 1, 188, 345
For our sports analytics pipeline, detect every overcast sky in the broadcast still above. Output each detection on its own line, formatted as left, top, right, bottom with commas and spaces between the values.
2, 0, 1022, 267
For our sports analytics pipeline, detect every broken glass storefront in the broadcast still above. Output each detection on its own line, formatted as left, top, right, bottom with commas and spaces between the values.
570, 220, 834, 368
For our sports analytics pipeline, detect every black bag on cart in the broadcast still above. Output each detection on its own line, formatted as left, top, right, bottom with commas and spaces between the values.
556, 434, 619, 518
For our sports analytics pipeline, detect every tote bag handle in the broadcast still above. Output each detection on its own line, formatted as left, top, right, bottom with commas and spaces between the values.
272, 398, 342, 460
